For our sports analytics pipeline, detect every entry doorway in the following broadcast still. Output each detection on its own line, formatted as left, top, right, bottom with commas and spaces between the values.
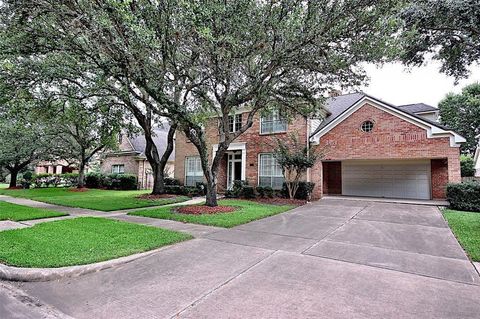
227, 151, 243, 190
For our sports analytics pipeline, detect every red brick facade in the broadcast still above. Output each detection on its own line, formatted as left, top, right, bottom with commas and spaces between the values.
174, 101, 461, 200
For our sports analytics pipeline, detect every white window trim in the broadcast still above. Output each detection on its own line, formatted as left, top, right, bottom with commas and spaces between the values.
228, 114, 243, 133
212, 142, 246, 181
257, 153, 285, 189
260, 110, 288, 135
111, 164, 125, 174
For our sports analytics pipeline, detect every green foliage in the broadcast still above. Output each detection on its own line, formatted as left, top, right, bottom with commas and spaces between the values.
164, 178, 180, 186
447, 182, 480, 212
460, 155, 475, 177
225, 180, 249, 198
443, 209, 480, 261
85, 173, 105, 189
130, 199, 296, 228
0, 201, 66, 222
256, 186, 274, 198
282, 182, 315, 200
104, 174, 138, 190
438, 83, 480, 154
400, 1, 480, 79
164, 185, 201, 197
0, 217, 192, 268
273, 134, 322, 199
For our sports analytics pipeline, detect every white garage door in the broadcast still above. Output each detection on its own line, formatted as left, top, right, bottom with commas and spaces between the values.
342, 161, 431, 200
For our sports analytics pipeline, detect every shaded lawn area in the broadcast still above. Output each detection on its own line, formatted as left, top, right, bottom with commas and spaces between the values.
0, 183, 8, 189
443, 209, 480, 262
0, 201, 67, 221
0, 217, 192, 268
0, 187, 190, 211
129, 199, 296, 228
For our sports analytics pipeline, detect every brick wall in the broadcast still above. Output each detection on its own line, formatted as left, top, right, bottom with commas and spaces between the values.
100, 154, 139, 176
174, 112, 309, 189
319, 103, 461, 189
431, 159, 449, 199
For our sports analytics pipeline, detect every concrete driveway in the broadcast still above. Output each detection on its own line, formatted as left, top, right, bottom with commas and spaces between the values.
6, 198, 480, 318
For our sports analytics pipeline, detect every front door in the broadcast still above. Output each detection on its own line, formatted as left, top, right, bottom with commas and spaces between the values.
227, 151, 243, 190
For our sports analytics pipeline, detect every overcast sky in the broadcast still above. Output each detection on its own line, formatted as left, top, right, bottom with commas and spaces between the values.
358, 61, 480, 107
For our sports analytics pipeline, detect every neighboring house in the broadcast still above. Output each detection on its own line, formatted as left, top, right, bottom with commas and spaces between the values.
174, 92, 465, 200
474, 134, 480, 177
35, 160, 77, 175
397, 103, 439, 122
100, 127, 175, 189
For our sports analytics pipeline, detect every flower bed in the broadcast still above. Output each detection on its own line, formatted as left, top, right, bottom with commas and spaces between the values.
175, 205, 237, 215
136, 194, 177, 200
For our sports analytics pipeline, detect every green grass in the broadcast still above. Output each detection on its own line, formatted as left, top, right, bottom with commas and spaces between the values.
129, 199, 295, 228
0, 201, 67, 221
0, 183, 8, 189
0, 187, 190, 211
443, 209, 480, 262
0, 217, 192, 268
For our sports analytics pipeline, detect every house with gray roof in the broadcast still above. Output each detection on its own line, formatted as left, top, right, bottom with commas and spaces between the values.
100, 127, 175, 189
174, 91, 465, 200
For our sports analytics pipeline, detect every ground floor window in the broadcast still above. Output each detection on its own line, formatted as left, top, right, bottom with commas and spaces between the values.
258, 153, 284, 189
185, 156, 203, 186
111, 164, 125, 174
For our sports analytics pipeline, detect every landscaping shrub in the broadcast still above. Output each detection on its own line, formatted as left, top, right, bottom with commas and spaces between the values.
460, 155, 475, 177
32, 173, 59, 188
282, 182, 315, 200
256, 186, 274, 198
195, 182, 207, 196
85, 173, 105, 188
241, 185, 255, 199
164, 185, 198, 196
447, 182, 480, 212
62, 173, 79, 187
107, 174, 138, 190
225, 180, 249, 198
164, 177, 180, 186
20, 171, 34, 189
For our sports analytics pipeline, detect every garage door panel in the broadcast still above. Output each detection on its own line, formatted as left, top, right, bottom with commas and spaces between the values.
342, 161, 431, 200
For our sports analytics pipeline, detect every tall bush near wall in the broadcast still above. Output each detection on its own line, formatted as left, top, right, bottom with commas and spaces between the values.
446, 182, 480, 212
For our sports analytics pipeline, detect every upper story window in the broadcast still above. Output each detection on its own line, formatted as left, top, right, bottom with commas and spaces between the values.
260, 110, 287, 134
185, 156, 203, 186
112, 164, 125, 174
228, 114, 243, 132
361, 120, 374, 133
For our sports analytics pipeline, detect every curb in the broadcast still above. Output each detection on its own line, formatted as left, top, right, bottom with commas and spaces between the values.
0, 245, 173, 282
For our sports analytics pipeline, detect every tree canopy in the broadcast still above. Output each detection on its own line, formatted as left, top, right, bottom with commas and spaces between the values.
400, 0, 480, 80
439, 83, 480, 154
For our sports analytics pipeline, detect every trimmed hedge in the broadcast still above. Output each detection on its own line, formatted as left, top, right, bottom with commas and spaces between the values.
447, 182, 480, 212
29, 173, 79, 188
84, 173, 138, 190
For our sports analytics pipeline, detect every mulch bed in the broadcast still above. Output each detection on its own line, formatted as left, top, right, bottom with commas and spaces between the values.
69, 188, 90, 192
6, 186, 22, 190
250, 198, 307, 206
136, 194, 177, 200
175, 205, 237, 215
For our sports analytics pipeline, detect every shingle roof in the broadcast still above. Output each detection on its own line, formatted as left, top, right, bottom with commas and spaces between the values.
398, 103, 438, 114
310, 92, 451, 137
128, 126, 175, 161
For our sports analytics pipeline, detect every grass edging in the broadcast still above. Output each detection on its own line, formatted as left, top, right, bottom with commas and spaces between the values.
443, 209, 480, 262
129, 199, 296, 228
0, 201, 67, 221
0, 244, 180, 282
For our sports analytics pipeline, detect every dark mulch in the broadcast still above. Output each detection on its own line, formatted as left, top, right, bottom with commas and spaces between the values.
250, 198, 307, 206
175, 205, 237, 215
69, 188, 90, 192
136, 194, 177, 200
6, 186, 23, 190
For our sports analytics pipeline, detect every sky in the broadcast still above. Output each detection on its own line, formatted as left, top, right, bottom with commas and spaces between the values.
359, 61, 480, 107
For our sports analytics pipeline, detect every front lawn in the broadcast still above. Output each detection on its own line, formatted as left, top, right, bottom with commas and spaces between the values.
129, 199, 296, 228
0, 201, 67, 221
443, 209, 480, 262
0, 187, 189, 211
0, 217, 192, 268
0, 183, 8, 189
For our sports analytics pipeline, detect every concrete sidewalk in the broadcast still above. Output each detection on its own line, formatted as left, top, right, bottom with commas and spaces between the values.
5, 198, 480, 318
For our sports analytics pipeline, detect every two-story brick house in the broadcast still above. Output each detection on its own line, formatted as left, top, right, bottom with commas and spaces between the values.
174, 92, 465, 200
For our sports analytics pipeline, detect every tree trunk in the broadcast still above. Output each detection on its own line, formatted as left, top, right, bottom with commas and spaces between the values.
150, 161, 165, 194
205, 175, 218, 207
9, 169, 18, 188
77, 162, 86, 188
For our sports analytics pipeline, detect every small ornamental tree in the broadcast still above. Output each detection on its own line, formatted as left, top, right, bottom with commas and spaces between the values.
273, 134, 323, 199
